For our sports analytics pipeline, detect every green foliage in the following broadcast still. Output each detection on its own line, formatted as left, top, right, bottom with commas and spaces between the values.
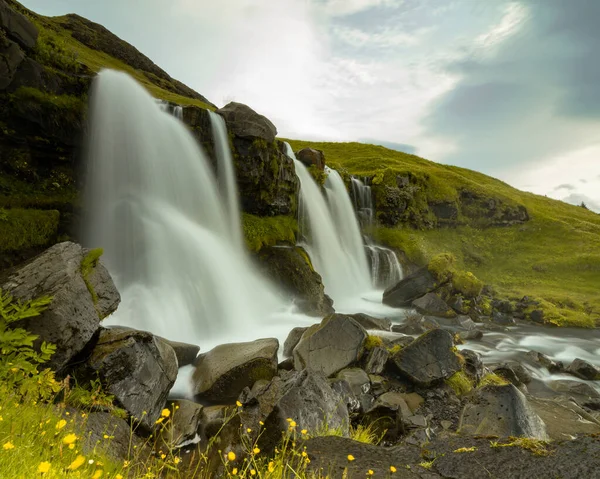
428, 252, 456, 283
445, 371, 473, 396
242, 213, 298, 252
478, 373, 509, 388
80, 248, 103, 308
364, 335, 384, 351
452, 270, 484, 298
0, 289, 59, 401
308, 165, 328, 187
0, 208, 60, 253
64, 378, 128, 419
11, 86, 86, 117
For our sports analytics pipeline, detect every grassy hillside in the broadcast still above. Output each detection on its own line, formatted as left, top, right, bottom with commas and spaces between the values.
286, 140, 600, 327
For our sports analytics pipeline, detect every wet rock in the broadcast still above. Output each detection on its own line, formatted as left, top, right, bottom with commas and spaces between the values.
494, 362, 532, 385
391, 329, 461, 387
412, 293, 456, 318
492, 299, 514, 315
391, 314, 438, 335
296, 147, 325, 171
158, 338, 199, 367
336, 368, 370, 396
548, 380, 600, 399
566, 358, 600, 381
256, 247, 333, 317
192, 338, 278, 404
363, 346, 389, 375
348, 313, 392, 332
459, 384, 548, 439
329, 377, 362, 414
458, 329, 484, 341
76, 328, 178, 430
283, 326, 308, 358
492, 310, 516, 325
165, 399, 203, 446
0, 0, 39, 50
363, 392, 411, 441
216, 102, 277, 142
526, 350, 565, 373
529, 396, 600, 439
293, 314, 367, 377
529, 309, 544, 324
0, 35, 24, 89
461, 349, 484, 383
383, 267, 440, 308
0, 242, 120, 371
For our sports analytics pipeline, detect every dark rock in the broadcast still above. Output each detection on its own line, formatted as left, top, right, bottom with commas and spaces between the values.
529, 309, 544, 323
278, 357, 294, 371
0, 35, 24, 89
217, 102, 277, 142
492, 310, 516, 325
391, 329, 461, 387
165, 399, 203, 446
458, 329, 484, 341
430, 200, 458, 221
548, 380, 600, 399
363, 346, 389, 375
257, 247, 333, 317
0, 0, 38, 50
529, 396, 600, 439
8, 57, 64, 94
494, 362, 532, 386
583, 398, 600, 411
459, 384, 547, 439
283, 326, 308, 358
391, 313, 432, 335
566, 358, 600, 381
363, 392, 411, 441
76, 327, 178, 431
492, 299, 514, 315
329, 377, 361, 414
383, 267, 442, 308
461, 349, 484, 383
433, 314, 476, 332
296, 147, 325, 171
157, 338, 199, 368
448, 295, 466, 314
336, 368, 370, 396
293, 314, 367, 377
368, 374, 390, 396
348, 313, 391, 331
526, 350, 565, 373
0, 242, 120, 371
192, 338, 278, 404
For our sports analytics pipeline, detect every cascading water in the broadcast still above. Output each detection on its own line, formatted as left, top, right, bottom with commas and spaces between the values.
351, 177, 403, 289
83, 70, 282, 345
286, 144, 371, 305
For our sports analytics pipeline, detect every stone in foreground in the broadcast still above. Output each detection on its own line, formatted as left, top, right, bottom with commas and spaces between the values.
293, 314, 367, 377
193, 338, 278, 403
0, 242, 120, 371
391, 328, 461, 387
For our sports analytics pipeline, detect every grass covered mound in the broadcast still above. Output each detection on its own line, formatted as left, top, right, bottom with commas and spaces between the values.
285, 140, 600, 327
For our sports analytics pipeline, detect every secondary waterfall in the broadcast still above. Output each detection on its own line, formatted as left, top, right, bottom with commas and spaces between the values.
350, 177, 404, 289
286, 145, 371, 304
83, 70, 281, 344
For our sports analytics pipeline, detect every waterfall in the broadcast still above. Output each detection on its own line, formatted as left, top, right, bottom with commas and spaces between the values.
83, 70, 281, 344
350, 177, 404, 289
286, 144, 371, 304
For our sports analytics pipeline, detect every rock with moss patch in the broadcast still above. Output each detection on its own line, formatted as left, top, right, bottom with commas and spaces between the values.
296, 147, 325, 170
391, 328, 461, 387
0, 241, 119, 370
293, 314, 368, 377
412, 292, 456, 318
192, 338, 279, 404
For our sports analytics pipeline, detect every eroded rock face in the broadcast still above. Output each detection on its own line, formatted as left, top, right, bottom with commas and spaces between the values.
0, 242, 120, 371
256, 246, 333, 317
459, 384, 548, 440
296, 147, 325, 171
383, 267, 439, 308
391, 329, 461, 387
217, 102, 277, 143
293, 314, 367, 377
192, 338, 279, 404
76, 327, 178, 431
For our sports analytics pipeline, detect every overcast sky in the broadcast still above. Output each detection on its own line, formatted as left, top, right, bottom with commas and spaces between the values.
22, 0, 600, 212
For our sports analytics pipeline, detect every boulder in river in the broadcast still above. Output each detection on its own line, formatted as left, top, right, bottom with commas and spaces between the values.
383, 267, 439, 307
566, 358, 600, 381
412, 292, 456, 318
193, 338, 279, 404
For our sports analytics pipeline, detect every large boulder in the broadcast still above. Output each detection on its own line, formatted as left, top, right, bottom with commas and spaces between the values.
412, 292, 456, 318
192, 338, 279, 404
566, 358, 600, 381
217, 102, 277, 143
459, 384, 548, 439
76, 328, 178, 431
256, 246, 333, 317
383, 267, 439, 307
296, 147, 325, 171
293, 314, 367, 377
0, 242, 120, 371
391, 329, 461, 387
0, 35, 24, 89
0, 0, 39, 50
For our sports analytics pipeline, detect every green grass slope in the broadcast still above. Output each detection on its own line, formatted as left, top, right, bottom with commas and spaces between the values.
286, 140, 600, 327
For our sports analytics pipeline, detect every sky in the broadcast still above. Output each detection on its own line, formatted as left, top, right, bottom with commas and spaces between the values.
22, 0, 600, 212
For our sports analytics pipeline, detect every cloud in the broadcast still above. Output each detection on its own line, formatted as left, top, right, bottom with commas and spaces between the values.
561, 194, 600, 213
315, 0, 404, 17
553, 184, 576, 191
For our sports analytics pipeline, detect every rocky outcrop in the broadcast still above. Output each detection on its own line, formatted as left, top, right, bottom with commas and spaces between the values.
0, 242, 120, 370
0, 0, 38, 50
75, 327, 178, 431
459, 384, 548, 439
192, 338, 279, 404
256, 246, 333, 316
293, 314, 367, 377
391, 329, 461, 387
383, 267, 439, 307
296, 147, 325, 171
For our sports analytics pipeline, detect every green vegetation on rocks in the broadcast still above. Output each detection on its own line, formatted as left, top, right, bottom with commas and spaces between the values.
0, 208, 59, 252
446, 371, 473, 396
242, 213, 298, 252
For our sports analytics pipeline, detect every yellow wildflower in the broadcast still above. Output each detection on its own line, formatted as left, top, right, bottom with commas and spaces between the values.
348, 454, 355, 462
174, 457, 181, 465
68, 444, 75, 450
38, 462, 51, 474
250, 470, 256, 476
227, 451, 236, 461
63, 433, 77, 445
56, 419, 66, 430
253, 447, 260, 454
3, 442, 15, 450
259, 421, 264, 426
116, 475, 123, 479
301, 429, 308, 435
161, 408, 170, 418
92, 470, 103, 479
68, 455, 86, 470
236, 401, 243, 407
302, 451, 308, 457
390, 465, 397, 473
247, 428, 252, 433
232, 468, 238, 475
268, 461, 275, 472
289, 420, 297, 428
155, 417, 164, 424
161, 453, 166, 459
368, 471, 374, 476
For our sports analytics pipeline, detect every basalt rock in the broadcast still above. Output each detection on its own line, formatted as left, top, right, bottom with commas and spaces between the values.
0, 242, 120, 371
